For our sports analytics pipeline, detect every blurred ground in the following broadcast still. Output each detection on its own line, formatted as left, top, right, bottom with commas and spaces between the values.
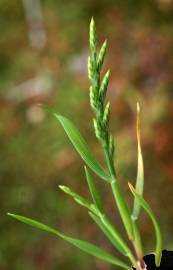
1, 0, 173, 269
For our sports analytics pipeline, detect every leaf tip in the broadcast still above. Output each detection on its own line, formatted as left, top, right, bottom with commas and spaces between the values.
59, 185, 68, 192
58, 185, 64, 190
7, 212, 17, 219
107, 69, 111, 77
137, 102, 140, 113
90, 17, 95, 25
128, 182, 135, 192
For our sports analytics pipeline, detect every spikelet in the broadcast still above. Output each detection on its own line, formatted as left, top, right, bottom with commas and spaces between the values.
93, 118, 103, 140
97, 40, 107, 70
99, 70, 110, 101
103, 102, 110, 127
89, 18, 97, 57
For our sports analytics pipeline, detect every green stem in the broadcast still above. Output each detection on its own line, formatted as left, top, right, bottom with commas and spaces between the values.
103, 143, 134, 240
101, 214, 131, 254
101, 213, 141, 270
132, 220, 144, 261
110, 180, 133, 240
100, 214, 139, 268
128, 254, 141, 270
103, 141, 144, 264
103, 141, 116, 177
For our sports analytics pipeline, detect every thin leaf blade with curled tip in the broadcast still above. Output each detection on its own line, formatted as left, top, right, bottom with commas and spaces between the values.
8, 213, 130, 269
132, 103, 144, 221
128, 183, 162, 266
42, 105, 110, 182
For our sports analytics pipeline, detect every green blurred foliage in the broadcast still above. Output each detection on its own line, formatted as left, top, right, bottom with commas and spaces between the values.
1, 0, 173, 269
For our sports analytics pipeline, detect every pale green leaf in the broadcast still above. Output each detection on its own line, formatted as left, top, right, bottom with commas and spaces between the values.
8, 213, 130, 269
128, 183, 162, 266
132, 103, 144, 220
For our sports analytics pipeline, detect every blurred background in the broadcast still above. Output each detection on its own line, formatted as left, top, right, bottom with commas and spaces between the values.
1, 0, 173, 269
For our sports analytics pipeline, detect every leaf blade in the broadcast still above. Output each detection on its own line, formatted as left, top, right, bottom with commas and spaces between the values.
43, 105, 110, 182
8, 213, 130, 269
84, 166, 103, 213
132, 103, 144, 220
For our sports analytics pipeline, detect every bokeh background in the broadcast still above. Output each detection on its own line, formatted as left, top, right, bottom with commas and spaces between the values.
1, 0, 173, 269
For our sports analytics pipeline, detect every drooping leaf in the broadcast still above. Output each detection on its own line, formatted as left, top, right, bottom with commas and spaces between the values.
89, 212, 128, 256
8, 213, 130, 269
59, 185, 97, 214
132, 103, 144, 220
84, 166, 103, 213
128, 183, 162, 266
42, 105, 110, 182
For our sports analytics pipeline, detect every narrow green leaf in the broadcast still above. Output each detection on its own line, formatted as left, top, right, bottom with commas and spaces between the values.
89, 212, 128, 256
59, 185, 97, 214
128, 183, 162, 266
132, 103, 144, 220
111, 180, 134, 241
84, 166, 103, 213
8, 213, 130, 269
42, 105, 110, 182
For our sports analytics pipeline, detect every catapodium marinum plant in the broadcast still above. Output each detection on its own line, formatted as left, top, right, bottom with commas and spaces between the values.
8, 19, 163, 270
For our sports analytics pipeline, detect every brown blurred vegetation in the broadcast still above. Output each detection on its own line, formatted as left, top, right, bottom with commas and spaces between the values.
1, 0, 173, 269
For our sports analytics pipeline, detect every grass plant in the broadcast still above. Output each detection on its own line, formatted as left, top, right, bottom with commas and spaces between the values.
8, 18, 162, 270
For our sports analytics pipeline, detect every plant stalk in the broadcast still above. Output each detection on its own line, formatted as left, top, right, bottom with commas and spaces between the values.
103, 141, 144, 268
103, 142, 133, 239
100, 214, 140, 269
